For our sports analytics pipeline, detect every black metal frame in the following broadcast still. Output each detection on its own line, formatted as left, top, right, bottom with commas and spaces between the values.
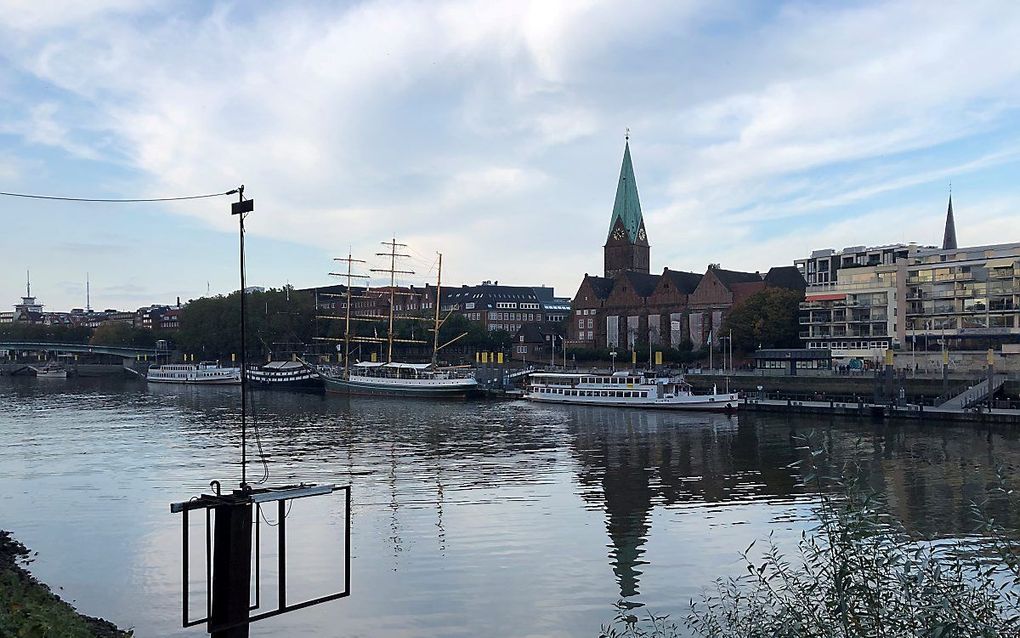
174, 484, 351, 631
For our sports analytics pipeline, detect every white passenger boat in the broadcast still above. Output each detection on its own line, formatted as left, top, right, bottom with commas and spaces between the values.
31, 363, 68, 379
526, 371, 738, 411
146, 362, 241, 385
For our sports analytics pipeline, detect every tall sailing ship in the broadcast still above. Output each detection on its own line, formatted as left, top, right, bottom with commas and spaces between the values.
316, 239, 478, 398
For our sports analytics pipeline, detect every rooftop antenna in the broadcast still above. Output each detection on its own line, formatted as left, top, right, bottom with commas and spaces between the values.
86, 272, 91, 313
170, 185, 351, 637
26, 270, 30, 298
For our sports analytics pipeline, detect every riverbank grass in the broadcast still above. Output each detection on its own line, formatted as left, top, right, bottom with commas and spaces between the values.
1, 530, 131, 638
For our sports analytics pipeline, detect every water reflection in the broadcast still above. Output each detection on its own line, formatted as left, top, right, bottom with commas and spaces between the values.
1, 378, 1018, 637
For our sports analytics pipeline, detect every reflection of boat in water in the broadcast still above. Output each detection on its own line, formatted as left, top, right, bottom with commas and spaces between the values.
526, 371, 737, 411
146, 362, 241, 385
247, 360, 324, 392
531, 400, 738, 432
30, 363, 67, 379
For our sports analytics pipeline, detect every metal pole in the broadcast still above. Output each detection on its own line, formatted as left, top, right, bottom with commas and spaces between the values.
237, 188, 247, 489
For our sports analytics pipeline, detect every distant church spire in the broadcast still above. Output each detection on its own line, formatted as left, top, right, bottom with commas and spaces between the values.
942, 194, 957, 250
603, 136, 650, 277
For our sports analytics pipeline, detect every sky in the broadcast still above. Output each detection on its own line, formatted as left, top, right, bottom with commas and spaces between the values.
3, 0, 1020, 312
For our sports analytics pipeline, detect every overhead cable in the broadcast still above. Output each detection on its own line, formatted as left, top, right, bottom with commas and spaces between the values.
0, 188, 239, 203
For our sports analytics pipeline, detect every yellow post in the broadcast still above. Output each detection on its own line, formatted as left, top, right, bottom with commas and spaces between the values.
943, 349, 948, 365
988, 348, 995, 366
481, 352, 488, 364
655, 351, 663, 365
475, 351, 480, 363
231, 353, 236, 362
489, 352, 495, 365
884, 348, 893, 366
371, 351, 377, 362
497, 352, 504, 365
631, 351, 637, 365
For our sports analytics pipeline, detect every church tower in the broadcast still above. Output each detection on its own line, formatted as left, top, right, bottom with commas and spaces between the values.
603, 137, 650, 278
942, 194, 957, 250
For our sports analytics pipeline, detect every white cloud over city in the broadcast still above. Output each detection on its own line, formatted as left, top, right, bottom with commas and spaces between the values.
2, 0, 1020, 309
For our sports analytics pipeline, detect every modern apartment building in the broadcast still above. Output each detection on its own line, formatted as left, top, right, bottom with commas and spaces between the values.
800, 262, 906, 362
906, 242, 1020, 349
794, 243, 923, 286
800, 197, 1020, 357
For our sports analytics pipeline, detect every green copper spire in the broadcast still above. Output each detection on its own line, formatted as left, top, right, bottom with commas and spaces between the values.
607, 140, 644, 242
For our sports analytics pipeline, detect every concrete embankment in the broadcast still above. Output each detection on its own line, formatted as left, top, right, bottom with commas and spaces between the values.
738, 397, 1020, 426
0, 363, 140, 377
687, 372, 1020, 402
0, 530, 131, 637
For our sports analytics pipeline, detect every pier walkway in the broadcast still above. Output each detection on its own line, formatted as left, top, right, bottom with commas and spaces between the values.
741, 396, 1020, 425
937, 374, 1009, 410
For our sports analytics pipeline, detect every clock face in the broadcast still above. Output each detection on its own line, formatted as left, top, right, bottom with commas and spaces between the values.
612, 227, 626, 241
637, 227, 646, 241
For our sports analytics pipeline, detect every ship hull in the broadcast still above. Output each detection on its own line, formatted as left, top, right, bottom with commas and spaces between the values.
526, 394, 737, 411
146, 376, 241, 385
323, 375, 478, 398
247, 375, 325, 392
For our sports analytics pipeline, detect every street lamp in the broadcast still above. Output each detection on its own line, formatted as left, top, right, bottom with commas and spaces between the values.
610, 350, 617, 372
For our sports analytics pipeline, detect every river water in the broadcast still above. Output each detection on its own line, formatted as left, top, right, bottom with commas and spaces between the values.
1, 377, 1018, 637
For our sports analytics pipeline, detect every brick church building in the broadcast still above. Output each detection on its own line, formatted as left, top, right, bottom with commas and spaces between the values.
567, 140, 804, 352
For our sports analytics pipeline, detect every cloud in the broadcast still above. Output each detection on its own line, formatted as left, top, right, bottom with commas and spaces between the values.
2, 0, 1020, 311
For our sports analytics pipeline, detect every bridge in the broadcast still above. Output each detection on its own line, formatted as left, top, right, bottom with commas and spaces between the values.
0, 341, 163, 359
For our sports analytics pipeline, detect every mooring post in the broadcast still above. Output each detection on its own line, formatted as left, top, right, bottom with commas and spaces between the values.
210, 494, 253, 638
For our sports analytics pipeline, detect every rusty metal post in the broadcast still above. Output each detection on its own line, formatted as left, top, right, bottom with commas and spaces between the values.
210, 496, 252, 638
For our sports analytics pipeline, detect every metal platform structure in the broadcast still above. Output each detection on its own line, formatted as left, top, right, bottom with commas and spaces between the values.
171, 483, 350, 635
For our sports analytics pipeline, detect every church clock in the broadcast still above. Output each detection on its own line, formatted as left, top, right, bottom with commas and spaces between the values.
612, 226, 626, 241
637, 227, 646, 242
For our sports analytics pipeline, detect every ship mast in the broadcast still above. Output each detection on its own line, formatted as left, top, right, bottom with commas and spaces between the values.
432, 253, 442, 365
332, 253, 367, 378
372, 238, 414, 364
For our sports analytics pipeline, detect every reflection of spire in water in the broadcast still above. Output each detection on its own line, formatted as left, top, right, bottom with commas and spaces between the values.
389, 441, 402, 570
435, 476, 446, 556
601, 436, 653, 600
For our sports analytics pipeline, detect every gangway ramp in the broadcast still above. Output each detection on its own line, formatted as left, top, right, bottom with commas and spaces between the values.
938, 374, 1008, 410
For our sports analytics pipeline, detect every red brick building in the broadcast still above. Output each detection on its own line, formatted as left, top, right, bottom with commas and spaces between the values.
567, 141, 804, 353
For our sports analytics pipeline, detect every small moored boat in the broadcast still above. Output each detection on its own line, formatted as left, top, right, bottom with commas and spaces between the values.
526, 371, 737, 411
31, 363, 68, 379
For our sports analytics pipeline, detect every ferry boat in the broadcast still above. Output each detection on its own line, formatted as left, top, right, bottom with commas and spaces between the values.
321, 361, 478, 397
146, 362, 241, 385
526, 371, 738, 411
247, 360, 324, 391
31, 363, 67, 379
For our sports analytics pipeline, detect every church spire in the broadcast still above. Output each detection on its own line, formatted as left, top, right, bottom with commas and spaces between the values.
942, 194, 957, 250
604, 135, 650, 277
607, 138, 644, 243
